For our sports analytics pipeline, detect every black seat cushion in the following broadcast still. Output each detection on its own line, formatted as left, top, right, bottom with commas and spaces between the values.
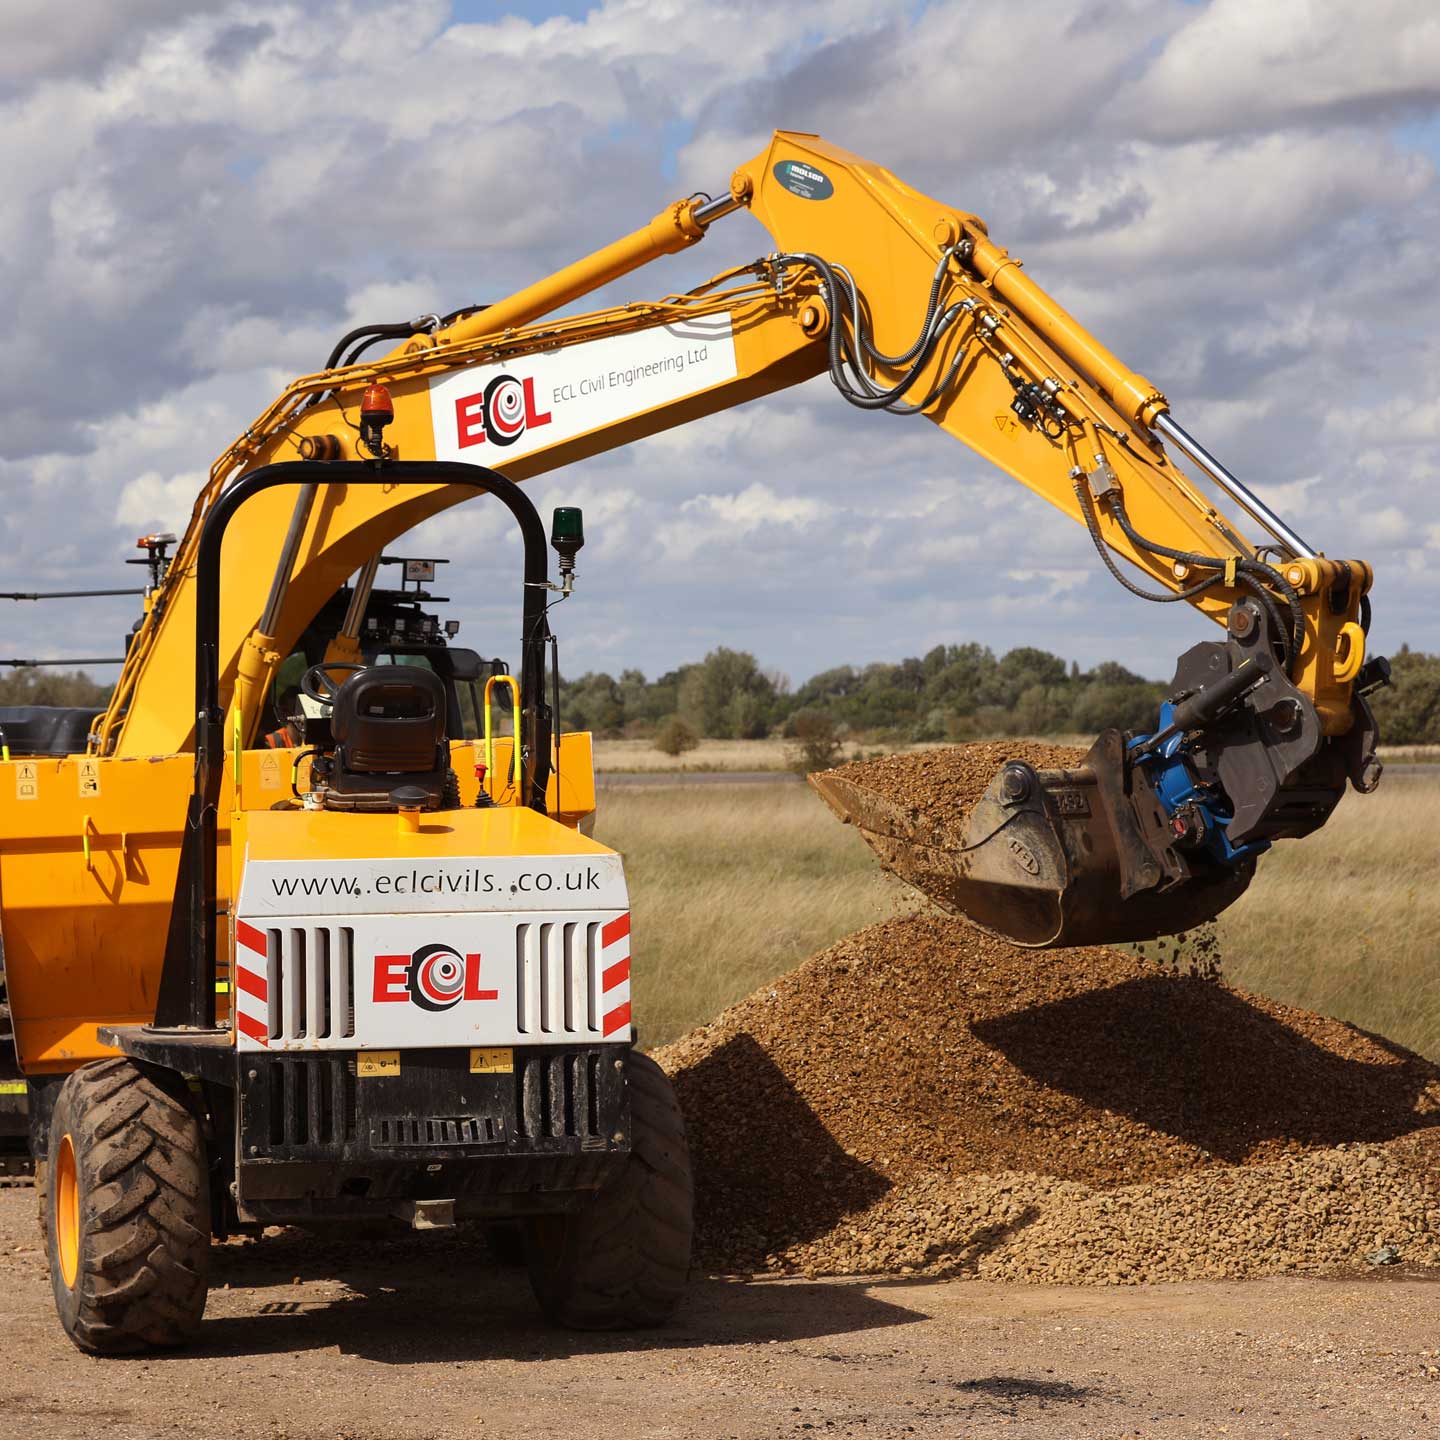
330, 666, 446, 773
0, 706, 99, 757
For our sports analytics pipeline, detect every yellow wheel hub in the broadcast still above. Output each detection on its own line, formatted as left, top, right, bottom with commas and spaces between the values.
56, 1133, 80, 1288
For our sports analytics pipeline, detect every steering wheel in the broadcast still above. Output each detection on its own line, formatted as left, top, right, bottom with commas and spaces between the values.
300, 661, 365, 707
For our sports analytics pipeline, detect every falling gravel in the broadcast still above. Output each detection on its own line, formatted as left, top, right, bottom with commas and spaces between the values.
653, 912, 1440, 1284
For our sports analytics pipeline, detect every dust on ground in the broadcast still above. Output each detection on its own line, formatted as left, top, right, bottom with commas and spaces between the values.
2, 1187, 1439, 1440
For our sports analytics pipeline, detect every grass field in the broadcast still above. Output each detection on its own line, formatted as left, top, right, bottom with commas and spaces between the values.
591, 782, 907, 1045
593, 736, 1440, 773
592, 775, 1440, 1060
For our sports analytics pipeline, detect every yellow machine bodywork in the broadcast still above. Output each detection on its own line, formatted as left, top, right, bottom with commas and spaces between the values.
2, 130, 1377, 1080
96, 131, 1369, 766
0, 734, 596, 1072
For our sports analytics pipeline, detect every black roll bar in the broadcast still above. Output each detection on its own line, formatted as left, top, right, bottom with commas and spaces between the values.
155, 459, 554, 1031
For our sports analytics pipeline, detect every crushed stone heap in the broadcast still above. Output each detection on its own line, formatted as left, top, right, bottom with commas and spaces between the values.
654, 911, 1440, 1284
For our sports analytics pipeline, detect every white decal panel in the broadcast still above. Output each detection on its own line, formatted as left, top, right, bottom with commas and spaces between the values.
237, 853, 628, 918
231, 908, 634, 1051
428, 315, 737, 464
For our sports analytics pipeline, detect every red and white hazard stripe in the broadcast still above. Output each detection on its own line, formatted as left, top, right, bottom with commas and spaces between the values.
233, 920, 271, 1048
599, 911, 631, 1040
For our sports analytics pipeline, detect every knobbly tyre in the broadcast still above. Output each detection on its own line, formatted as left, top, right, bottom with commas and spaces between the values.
20, 460, 691, 1354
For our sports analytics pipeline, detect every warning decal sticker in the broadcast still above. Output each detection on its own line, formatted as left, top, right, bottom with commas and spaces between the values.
77, 758, 100, 798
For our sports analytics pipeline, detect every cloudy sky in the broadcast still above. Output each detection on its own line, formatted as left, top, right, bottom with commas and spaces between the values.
2, 0, 1438, 689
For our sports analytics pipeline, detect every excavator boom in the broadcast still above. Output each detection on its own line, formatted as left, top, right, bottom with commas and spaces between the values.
93, 131, 1383, 947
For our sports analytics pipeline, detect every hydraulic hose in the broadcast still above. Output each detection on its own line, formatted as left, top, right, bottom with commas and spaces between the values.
778, 242, 1307, 675
772, 250, 970, 413
323, 323, 418, 372
1073, 481, 1225, 605
1105, 492, 1303, 674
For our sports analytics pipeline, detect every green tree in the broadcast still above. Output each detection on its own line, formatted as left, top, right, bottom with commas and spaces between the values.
653, 714, 699, 756
678, 648, 777, 738
788, 708, 843, 773
992, 647, 1069, 710
1370, 645, 1440, 744
0, 668, 111, 708
1012, 683, 1071, 736
559, 671, 625, 735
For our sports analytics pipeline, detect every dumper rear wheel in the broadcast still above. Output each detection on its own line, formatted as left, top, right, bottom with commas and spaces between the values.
44, 1058, 210, 1354
525, 1051, 692, 1329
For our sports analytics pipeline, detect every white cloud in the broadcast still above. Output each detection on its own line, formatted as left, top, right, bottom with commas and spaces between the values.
0, 0, 1437, 687
0, 0, 232, 87
1122, 0, 1440, 140
116, 469, 208, 531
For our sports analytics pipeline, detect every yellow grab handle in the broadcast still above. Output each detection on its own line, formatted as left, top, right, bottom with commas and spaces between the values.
231, 705, 243, 811
483, 675, 523, 802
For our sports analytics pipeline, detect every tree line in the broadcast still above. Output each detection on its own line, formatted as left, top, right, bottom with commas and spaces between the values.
562, 643, 1166, 743
4, 642, 1438, 746
559, 642, 1440, 746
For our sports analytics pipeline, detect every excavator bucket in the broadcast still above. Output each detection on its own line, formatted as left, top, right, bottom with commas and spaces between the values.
809, 732, 1255, 949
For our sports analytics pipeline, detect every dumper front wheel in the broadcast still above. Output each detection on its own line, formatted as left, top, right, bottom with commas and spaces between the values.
526, 1051, 692, 1329
44, 1058, 210, 1354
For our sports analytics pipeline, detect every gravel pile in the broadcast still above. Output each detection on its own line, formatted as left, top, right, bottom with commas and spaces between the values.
654, 910, 1440, 1284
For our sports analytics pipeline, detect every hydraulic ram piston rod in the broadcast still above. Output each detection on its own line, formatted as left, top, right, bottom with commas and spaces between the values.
1153, 412, 1316, 560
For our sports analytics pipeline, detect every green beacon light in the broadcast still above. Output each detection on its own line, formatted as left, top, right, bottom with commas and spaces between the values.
550, 506, 585, 594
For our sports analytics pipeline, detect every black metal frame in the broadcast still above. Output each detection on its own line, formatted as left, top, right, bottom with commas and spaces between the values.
154, 459, 555, 1033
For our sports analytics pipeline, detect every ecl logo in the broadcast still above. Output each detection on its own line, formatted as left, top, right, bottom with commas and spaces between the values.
453, 373, 552, 449
372, 944, 498, 1012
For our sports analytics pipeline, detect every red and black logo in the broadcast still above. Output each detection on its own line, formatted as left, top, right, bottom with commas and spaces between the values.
454, 373, 552, 449
373, 944, 498, 1010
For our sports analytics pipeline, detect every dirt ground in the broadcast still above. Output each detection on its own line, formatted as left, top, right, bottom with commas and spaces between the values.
1, 1190, 1437, 1440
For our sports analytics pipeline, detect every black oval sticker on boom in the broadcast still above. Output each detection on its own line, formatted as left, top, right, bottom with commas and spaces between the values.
773, 159, 834, 201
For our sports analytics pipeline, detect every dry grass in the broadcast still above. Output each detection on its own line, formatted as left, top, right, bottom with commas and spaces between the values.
591, 782, 909, 1046
1377, 745, 1440, 765
594, 775, 1440, 1061
1213, 777, 1440, 1061
594, 738, 803, 773
593, 735, 1094, 773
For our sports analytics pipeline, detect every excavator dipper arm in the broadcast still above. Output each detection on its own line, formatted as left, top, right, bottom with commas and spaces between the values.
94, 131, 1384, 946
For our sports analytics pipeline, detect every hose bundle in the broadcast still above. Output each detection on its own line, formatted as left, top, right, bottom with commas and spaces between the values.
773, 249, 974, 414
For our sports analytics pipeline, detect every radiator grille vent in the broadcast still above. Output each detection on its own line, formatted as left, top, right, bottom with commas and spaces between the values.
514, 920, 602, 1036
265, 1056, 356, 1150
373, 1116, 502, 1148
262, 926, 356, 1043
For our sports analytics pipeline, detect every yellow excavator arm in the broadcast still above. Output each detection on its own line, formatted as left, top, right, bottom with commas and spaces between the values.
92, 131, 1383, 945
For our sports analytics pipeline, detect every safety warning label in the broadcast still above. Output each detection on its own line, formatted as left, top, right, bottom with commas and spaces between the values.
77, 759, 100, 798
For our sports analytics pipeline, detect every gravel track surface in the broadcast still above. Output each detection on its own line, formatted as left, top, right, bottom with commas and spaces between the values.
2, 1188, 1438, 1440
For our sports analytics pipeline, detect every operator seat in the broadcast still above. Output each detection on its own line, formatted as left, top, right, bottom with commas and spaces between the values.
326, 665, 449, 810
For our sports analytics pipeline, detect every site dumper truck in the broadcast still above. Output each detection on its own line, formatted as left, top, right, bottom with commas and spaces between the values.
16, 461, 690, 1353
